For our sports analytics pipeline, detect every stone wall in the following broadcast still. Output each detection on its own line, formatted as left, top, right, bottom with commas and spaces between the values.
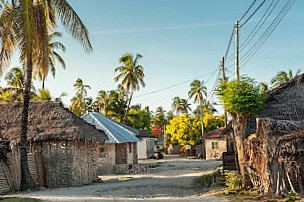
205, 138, 226, 160
96, 144, 115, 175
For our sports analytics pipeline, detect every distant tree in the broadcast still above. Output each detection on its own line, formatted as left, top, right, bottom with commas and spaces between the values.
271, 68, 302, 88
94, 90, 111, 115
115, 53, 145, 124
259, 82, 269, 94
127, 105, 151, 130
165, 113, 201, 145
73, 78, 91, 113
216, 76, 265, 188
166, 110, 175, 122
180, 99, 191, 114
32, 89, 52, 101
33, 32, 66, 89
172, 97, 182, 115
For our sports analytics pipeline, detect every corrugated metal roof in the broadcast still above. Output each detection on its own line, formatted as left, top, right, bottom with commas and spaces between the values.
81, 112, 140, 144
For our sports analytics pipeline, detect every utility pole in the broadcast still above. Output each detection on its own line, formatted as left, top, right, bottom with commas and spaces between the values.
222, 57, 227, 128
235, 21, 240, 81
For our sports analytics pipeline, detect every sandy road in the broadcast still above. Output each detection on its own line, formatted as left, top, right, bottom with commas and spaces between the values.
18, 157, 230, 202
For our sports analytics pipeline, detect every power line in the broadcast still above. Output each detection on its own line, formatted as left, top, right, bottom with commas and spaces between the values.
240, 0, 296, 68
239, 0, 257, 23
224, 25, 235, 61
239, 0, 266, 28
240, 0, 278, 52
133, 70, 218, 99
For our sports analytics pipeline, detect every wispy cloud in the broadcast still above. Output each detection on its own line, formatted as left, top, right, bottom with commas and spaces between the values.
91, 21, 232, 35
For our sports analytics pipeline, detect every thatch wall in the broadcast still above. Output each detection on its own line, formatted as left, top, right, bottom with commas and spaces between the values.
246, 118, 304, 195
246, 74, 304, 136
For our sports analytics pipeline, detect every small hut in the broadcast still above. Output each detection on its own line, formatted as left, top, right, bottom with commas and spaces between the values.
198, 127, 227, 160
0, 101, 108, 191
81, 112, 140, 174
246, 73, 304, 135
246, 118, 304, 195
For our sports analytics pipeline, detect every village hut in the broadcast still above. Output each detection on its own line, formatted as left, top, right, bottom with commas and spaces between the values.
81, 112, 141, 174
196, 127, 227, 160
0, 101, 108, 191
112, 122, 154, 160
246, 118, 304, 195
246, 73, 304, 135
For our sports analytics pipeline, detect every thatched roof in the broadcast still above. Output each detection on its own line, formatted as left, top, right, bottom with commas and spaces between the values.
0, 102, 108, 145
266, 73, 304, 98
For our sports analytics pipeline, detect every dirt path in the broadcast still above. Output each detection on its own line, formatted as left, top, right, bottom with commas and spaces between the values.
17, 157, 229, 201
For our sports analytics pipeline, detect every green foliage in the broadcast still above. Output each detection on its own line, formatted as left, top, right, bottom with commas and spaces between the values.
271, 68, 302, 89
216, 76, 265, 117
127, 107, 151, 130
203, 111, 225, 134
165, 113, 201, 145
225, 172, 242, 191
200, 173, 215, 188
285, 191, 299, 202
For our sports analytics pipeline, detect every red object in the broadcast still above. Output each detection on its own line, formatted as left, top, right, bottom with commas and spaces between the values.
202, 127, 226, 139
180, 149, 184, 154
152, 125, 162, 136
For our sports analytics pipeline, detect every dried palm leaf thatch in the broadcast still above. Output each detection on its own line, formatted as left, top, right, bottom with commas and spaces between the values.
0, 101, 107, 149
245, 118, 304, 195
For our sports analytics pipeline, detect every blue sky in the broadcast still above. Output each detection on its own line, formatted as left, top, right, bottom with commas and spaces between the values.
1, 0, 303, 114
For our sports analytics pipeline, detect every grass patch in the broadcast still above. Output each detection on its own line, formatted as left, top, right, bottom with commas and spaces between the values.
199, 171, 225, 188
150, 162, 163, 168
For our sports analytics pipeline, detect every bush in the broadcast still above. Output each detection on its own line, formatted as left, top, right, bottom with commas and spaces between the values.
285, 191, 299, 202
225, 172, 242, 191
200, 173, 215, 187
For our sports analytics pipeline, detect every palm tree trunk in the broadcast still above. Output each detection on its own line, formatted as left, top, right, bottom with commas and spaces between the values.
201, 101, 204, 135
42, 77, 45, 89
19, 53, 38, 191
123, 90, 133, 124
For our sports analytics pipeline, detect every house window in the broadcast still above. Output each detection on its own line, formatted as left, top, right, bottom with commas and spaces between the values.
129, 143, 132, 153
212, 142, 219, 149
100, 148, 105, 153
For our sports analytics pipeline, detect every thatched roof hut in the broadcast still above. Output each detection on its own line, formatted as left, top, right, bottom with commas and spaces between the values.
246, 73, 304, 136
0, 101, 108, 189
0, 101, 107, 148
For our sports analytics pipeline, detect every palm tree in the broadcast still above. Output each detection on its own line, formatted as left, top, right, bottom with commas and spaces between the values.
95, 90, 110, 115
172, 96, 182, 115
4, 67, 25, 101
114, 53, 145, 124
73, 78, 91, 113
33, 32, 66, 89
32, 89, 52, 101
180, 99, 191, 114
0, 0, 92, 191
271, 68, 302, 88
188, 80, 207, 135
259, 82, 269, 94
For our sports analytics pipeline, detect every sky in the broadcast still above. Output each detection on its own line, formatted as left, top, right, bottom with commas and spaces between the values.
1, 0, 303, 114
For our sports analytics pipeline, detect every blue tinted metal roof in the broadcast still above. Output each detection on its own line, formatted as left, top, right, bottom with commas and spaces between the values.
81, 112, 140, 144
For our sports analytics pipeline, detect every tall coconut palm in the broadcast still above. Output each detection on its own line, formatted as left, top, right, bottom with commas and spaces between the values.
172, 96, 182, 115
73, 78, 90, 113
180, 98, 191, 114
114, 53, 145, 124
33, 32, 66, 89
94, 90, 110, 115
0, 0, 92, 190
188, 80, 207, 135
271, 68, 302, 88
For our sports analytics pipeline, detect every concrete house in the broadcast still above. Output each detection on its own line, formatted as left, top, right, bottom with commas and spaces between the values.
81, 112, 140, 174
0, 102, 108, 192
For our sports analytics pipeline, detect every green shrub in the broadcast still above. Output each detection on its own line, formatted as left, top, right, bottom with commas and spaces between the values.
225, 172, 242, 191
200, 173, 215, 187
285, 191, 299, 202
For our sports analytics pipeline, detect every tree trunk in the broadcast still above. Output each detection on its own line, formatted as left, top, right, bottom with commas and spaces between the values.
231, 112, 251, 189
200, 101, 204, 135
42, 78, 45, 89
123, 91, 133, 124
19, 54, 38, 191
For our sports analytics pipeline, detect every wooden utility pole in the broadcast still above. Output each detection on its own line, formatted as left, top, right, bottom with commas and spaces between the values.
222, 57, 227, 128
235, 21, 240, 81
